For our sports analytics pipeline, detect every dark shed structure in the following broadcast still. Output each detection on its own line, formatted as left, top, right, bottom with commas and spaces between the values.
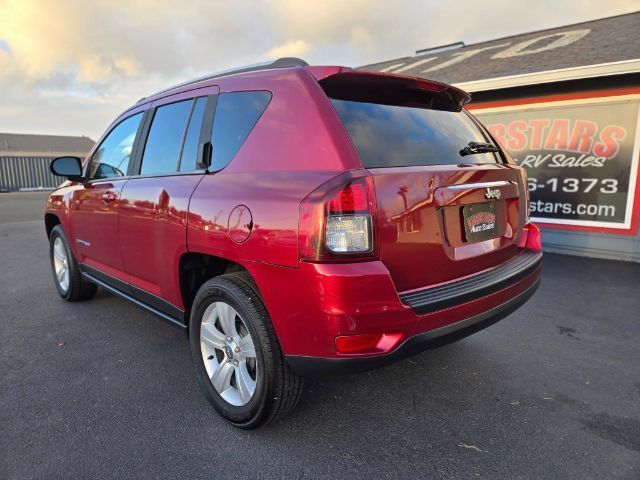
0, 133, 94, 192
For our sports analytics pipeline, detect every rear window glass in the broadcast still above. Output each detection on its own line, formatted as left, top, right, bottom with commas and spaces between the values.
330, 99, 500, 168
210, 91, 271, 170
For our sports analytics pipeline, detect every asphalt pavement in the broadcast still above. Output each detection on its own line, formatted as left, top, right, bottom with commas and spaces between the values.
1, 191, 639, 479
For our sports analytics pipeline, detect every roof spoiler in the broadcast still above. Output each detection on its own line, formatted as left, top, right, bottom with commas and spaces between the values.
317, 70, 471, 112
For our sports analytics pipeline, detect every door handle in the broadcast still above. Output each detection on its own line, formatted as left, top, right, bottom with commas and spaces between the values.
102, 191, 118, 203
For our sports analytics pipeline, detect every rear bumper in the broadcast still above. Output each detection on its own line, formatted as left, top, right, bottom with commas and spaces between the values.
285, 276, 540, 376
400, 250, 542, 314
247, 248, 542, 369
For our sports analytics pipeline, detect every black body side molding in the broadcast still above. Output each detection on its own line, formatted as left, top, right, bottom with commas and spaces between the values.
80, 265, 186, 329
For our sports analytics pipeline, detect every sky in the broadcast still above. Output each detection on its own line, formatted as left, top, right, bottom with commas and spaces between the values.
0, 0, 637, 140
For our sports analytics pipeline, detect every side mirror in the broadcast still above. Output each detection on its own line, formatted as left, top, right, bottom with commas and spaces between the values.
50, 156, 84, 182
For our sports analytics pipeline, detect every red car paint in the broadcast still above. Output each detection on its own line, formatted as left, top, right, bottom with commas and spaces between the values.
45, 63, 541, 369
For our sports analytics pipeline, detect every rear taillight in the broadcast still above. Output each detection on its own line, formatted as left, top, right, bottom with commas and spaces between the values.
325, 215, 371, 253
328, 183, 367, 212
525, 223, 542, 251
299, 171, 377, 262
518, 167, 531, 223
519, 222, 542, 252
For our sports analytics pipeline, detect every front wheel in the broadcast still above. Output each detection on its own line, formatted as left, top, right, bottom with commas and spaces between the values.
189, 272, 303, 428
49, 225, 97, 302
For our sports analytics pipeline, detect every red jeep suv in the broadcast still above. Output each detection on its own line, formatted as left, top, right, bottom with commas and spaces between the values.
46, 58, 542, 428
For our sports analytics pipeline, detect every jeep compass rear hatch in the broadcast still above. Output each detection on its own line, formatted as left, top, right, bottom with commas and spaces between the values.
319, 71, 527, 292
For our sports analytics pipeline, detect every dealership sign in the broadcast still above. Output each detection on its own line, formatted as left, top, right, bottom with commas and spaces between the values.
473, 96, 640, 232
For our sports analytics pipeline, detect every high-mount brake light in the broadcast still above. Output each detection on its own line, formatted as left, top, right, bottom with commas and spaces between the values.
299, 173, 377, 262
415, 79, 446, 92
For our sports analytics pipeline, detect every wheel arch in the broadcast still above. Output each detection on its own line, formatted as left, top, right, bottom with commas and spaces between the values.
44, 213, 61, 238
179, 252, 254, 322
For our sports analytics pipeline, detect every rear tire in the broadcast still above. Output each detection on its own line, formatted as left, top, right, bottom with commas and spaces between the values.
49, 225, 97, 302
189, 272, 303, 429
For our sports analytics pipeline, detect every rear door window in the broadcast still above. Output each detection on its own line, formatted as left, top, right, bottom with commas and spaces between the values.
140, 100, 192, 175
330, 99, 500, 168
210, 91, 271, 170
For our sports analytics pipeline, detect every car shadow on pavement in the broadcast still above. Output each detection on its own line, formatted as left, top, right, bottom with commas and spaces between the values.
268, 338, 511, 434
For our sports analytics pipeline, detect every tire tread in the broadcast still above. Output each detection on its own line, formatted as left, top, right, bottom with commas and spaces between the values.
225, 272, 303, 423
190, 271, 303, 428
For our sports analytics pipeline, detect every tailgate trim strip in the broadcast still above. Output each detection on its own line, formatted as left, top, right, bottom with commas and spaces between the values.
399, 250, 542, 314
443, 180, 511, 190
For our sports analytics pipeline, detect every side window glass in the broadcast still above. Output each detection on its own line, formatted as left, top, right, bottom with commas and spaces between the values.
140, 100, 192, 175
210, 91, 271, 170
89, 113, 143, 180
179, 97, 207, 172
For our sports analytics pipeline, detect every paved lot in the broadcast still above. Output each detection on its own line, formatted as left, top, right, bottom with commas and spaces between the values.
1, 192, 639, 479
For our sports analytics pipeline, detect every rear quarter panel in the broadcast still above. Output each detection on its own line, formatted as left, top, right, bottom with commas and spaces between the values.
187, 68, 361, 268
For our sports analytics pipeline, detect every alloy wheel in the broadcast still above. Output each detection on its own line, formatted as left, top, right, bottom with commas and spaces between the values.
52, 237, 70, 292
200, 301, 257, 406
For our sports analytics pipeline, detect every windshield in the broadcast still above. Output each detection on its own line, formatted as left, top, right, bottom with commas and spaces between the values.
330, 99, 501, 168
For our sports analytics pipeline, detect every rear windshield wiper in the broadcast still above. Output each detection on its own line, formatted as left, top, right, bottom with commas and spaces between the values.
459, 141, 499, 156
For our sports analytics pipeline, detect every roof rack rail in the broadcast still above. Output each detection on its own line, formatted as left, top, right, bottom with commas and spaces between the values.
137, 57, 309, 103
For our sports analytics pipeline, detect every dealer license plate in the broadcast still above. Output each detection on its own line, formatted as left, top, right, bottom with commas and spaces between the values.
462, 202, 498, 243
